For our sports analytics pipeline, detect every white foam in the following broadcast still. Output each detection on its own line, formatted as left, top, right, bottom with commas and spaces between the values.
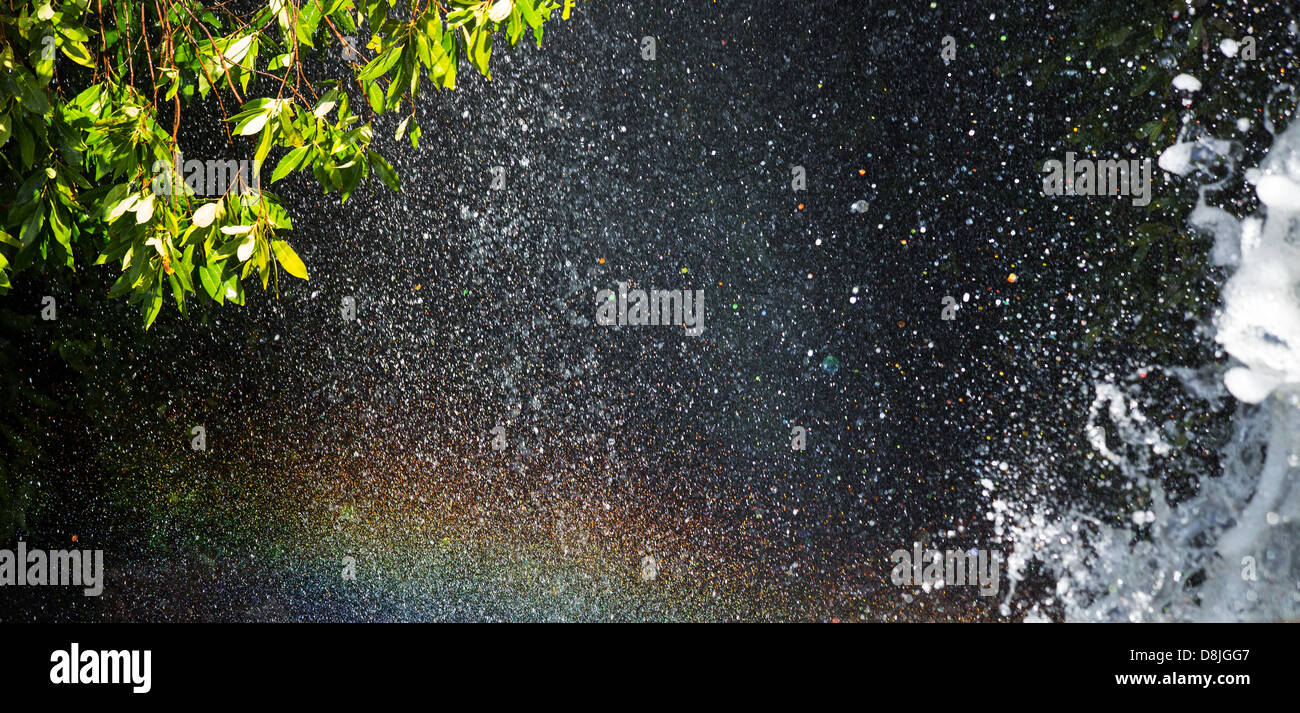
998, 99, 1300, 622
1223, 366, 1281, 403
1158, 142, 1194, 175
1172, 73, 1203, 92
1189, 200, 1241, 266
1256, 174, 1300, 210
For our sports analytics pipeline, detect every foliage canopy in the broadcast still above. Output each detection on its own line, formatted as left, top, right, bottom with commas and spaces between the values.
0, 0, 571, 326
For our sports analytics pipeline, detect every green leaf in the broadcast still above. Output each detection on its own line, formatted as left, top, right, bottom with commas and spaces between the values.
142, 288, 164, 328
133, 194, 155, 224
367, 150, 400, 191
168, 272, 185, 313
17, 73, 50, 115
313, 89, 339, 118
359, 45, 403, 81
271, 239, 309, 279
1099, 26, 1132, 48
254, 122, 275, 167
236, 111, 270, 136
366, 82, 384, 113
199, 262, 225, 303
60, 40, 95, 68
58, 24, 91, 43
173, 244, 196, 293
1130, 69, 1160, 98
1132, 242, 1152, 271
223, 35, 254, 65
508, 7, 524, 45
268, 52, 292, 71
517, 0, 541, 28
272, 146, 312, 183
1136, 119, 1162, 140
471, 25, 493, 76
19, 205, 44, 246
223, 273, 244, 305
105, 189, 137, 223
48, 202, 72, 255
17, 126, 34, 168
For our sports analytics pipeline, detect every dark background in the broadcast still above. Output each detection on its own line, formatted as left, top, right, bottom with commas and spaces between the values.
5, 0, 1288, 620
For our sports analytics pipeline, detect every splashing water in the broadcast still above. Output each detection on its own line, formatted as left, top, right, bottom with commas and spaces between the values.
1002, 94, 1300, 623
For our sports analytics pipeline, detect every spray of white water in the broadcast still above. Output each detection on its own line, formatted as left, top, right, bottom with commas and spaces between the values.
1000, 90, 1300, 623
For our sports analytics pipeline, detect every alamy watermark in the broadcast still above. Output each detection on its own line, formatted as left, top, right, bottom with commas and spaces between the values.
889, 542, 1002, 597
50, 644, 150, 693
1041, 151, 1152, 207
0, 542, 103, 596
151, 151, 261, 197
595, 282, 705, 336
336, 34, 361, 63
